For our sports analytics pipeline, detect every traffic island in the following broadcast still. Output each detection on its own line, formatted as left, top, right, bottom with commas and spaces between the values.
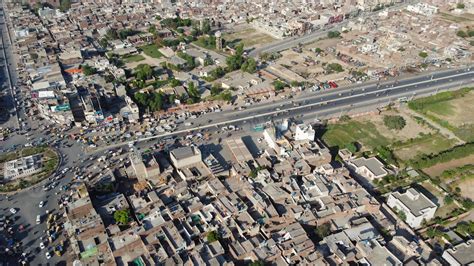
0, 146, 60, 192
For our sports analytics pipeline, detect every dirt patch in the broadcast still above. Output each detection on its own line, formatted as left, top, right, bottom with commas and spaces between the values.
223, 26, 276, 48
431, 91, 474, 127
355, 110, 434, 142
423, 154, 474, 177
459, 179, 474, 200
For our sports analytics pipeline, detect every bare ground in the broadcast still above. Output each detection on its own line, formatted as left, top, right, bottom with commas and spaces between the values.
423, 154, 474, 177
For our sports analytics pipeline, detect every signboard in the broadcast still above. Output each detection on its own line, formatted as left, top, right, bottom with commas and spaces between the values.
56, 104, 71, 111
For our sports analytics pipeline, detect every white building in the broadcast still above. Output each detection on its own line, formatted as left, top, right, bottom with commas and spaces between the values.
406, 3, 439, 16
3, 155, 43, 181
294, 124, 315, 142
387, 188, 437, 228
347, 157, 387, 182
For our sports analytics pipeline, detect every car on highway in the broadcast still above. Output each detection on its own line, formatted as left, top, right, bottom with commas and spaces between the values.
39, 201, 44, 208
40, 242, 45, 249
45, 251, 51, 260
36, 215, 41, 224
9, 208, 16, 214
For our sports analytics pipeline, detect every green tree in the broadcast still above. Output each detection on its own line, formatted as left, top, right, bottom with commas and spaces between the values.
327, 63, 344, 73
219, 90, 232, 102
345, 142, 358, 153
135, 64, 153, 80
273, 80, 287, 91
169, 78, 181, 87
419, 51, 428, 58
150, 92, 165, 111
315, 222, 331, 240
211, 85, 222, 96
134, 92, 149, 106
202, 19, 211, 34
249, 261, 265, 266
383, 115, 406, 130
99, 38, 109, 48
106, 28, 118, 40
444, 195, 454, 205
113, 209, 130, 225
242, 58, 257, 73
59, 0, 71, 12
327, 31, 341, 38
397, 209, 407, 221
457, 30, 467, 38
457, 3, 465, 9
187, 82, 201, 102
226, 43, 245, 71
207, 231, 220, 242
81, 64, 97, 76
148, 25, 157, 36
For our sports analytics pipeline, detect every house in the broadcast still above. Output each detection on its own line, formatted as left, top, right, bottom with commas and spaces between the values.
347, 157, 387, 182
387, 188, 437, 228
442, 240, 474, 266
294, 124, 315, 142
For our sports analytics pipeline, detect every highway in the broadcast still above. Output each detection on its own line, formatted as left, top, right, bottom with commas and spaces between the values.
91, 66, 474, 153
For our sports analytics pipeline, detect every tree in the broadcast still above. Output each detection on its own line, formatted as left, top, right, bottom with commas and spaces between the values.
273, 80, 287, 91
169, 78, 181, 87
249, 261, 265, 266
150, 92, 165, 111
211, 85, 222, 96
148, 25, 157, 36
59, 0, 71, 12
457, 30, 467, 38
134, 92, 148, 106
99, 38, 109, 48
397, 209, 407, 221
226, 43, 245, 71
113, 209, 130, 225
315, 222, 331, 240
383, 115, 406, 130
202, 19, 211, 34
106, 28, 118, 40
242, 58, 257, 73
327, 63, 344, 73
187, 82, 201, 102
135, 64, 153, 81
418, 51, 428, 58
345, 142, 358, 153
81, 64, 97, 76
219, 90, 232, 102
327, 31, 341, 38
207, 231, 220, 242
457, 3, 465, 9
444, 195, 454, 205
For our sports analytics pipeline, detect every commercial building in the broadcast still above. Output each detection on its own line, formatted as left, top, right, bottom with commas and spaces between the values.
3, 154, 43, 181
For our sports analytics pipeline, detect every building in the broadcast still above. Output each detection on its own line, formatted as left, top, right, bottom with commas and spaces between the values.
387, 188, 437, 228
170, 146, 211, 180
348, 157, 388, 182
294, 124, 315, 142
442, 240, 474, 266
129, 152, 161, 181
3, 154, 43, 181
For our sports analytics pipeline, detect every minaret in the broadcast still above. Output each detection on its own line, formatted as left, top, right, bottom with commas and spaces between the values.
215, 31, 223, 50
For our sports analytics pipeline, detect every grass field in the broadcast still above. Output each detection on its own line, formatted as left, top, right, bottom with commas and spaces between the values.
393, 133, 457, 161
139, 44, 163, 58
409, 89, 474, 142
122, 54, 145, 63
439, 12, 473, 23
322, 120, 389, 150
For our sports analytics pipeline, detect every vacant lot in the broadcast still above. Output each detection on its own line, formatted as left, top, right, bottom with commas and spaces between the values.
394, 133, 458, 161
322, 119, 390, 150
410, 89, 474, 142
224, 26, 276, 48
420, 181, 458, 219
423, 154, 474, 177
122, 54, 145, 63
140, 44, 163, 58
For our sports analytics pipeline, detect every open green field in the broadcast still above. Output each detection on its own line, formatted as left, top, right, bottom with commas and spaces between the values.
322, 120, 389, 150
409, 88, 474, 142
139, 44, 163, 58
122, 54, 145, 63
393, 133, 458, 161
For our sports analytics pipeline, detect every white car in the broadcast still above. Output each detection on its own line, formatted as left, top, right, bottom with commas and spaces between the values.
9, 208, 16, 214
45, 251, 51, 260
39, 242, 45, 249
39, 201, 44, 208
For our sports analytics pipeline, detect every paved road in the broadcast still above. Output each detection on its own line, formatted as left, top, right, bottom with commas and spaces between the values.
0, 0, 21, 130
88, 66, 474, 153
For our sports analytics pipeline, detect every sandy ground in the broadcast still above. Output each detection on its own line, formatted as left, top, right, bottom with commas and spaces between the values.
423, 154, 474, 177
223, 26, 276, 48
356, 110, 434, 142
459, 179, 474, 200
430, 91, 474, 127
